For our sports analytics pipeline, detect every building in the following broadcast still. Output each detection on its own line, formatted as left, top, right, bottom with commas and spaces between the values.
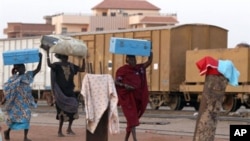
49, 0, 178, 34
91, 0, 178, 29
3, 23, 55, 38
3, 0, 178, 37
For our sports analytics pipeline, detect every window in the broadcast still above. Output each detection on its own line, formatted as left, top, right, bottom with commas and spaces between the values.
122, 13, 128, 16
96, 27, 104, 31
61, 27, 67, 34
111, 12, 116, 16
81, 28, 87, 32
102, 12, 107, 16
118, 28, 125, 30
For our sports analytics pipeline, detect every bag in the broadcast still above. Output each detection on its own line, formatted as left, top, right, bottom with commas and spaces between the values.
40, 35, 59, 47
41, 35, 88, 57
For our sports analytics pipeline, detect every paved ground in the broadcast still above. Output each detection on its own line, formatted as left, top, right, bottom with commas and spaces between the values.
0, 101, 247, 141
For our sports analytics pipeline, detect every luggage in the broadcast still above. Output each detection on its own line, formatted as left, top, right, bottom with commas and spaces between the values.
109, 37, 151, 56
41, 35, 88, 57
2, 48, 40, 65
41, 35, 59, 47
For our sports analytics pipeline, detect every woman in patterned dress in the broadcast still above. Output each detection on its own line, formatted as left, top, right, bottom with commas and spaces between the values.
3, 53, 42, 141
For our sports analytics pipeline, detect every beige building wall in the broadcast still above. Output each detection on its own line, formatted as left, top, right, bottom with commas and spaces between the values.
129, 15, 143, 24
52, 16, 62, 34
90, 16, 129, 31
50, 7, 177, 34
52, 14, 90, 34
61, 24, 89, 33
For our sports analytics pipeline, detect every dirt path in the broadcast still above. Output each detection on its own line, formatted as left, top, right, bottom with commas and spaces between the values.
0, 111, 231, 141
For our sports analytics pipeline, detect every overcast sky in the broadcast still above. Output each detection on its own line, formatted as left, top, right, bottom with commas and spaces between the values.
0, 0, 249, 47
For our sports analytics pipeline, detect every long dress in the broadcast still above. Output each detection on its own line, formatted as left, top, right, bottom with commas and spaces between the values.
50, 62, 79, 121
115, 64, 149, 132
3, 71, 37, 130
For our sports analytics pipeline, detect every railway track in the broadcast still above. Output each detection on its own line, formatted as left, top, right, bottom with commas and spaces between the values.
35, 101, 250, 121
144, 107, 250, 121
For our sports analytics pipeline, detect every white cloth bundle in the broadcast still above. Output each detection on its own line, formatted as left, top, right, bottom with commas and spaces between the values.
41, 35, 88, 57
81, 74, 120, 134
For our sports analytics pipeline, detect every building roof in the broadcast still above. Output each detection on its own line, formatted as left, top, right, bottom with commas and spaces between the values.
92, 0, 160, 10
140, 16, 179, 24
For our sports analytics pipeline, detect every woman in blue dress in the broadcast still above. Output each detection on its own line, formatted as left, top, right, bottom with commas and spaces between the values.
3, 53, 42, 141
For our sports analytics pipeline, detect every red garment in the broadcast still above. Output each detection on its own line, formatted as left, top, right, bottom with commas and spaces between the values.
196, 56, 220, 75
115, 64, 149, 132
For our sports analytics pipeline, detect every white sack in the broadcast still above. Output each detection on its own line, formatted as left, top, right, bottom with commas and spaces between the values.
43, 35, 88, 57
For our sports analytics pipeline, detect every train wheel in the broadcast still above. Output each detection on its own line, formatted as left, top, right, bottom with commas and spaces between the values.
193, 102, 200, 111
149, 95, 161, 110
243, 94, 250, 108
244, 102, 250, 108
169, 95, 184, 110
235, 99, 242, 111
222, 95, 241, 112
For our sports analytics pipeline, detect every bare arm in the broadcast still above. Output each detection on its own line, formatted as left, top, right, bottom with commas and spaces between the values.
115, 79, 135, 90
41, 44, 55, 69
78, 58, 85, 72
143, 51, 153, 68
32, 52, 42, 77
45, 49, 55, 68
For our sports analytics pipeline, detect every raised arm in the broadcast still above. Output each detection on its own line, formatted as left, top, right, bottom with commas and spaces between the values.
40, 44, 55, 69
78, 52, 90, 72
32, 52, 42, 77
78, 58, 85, 72
143, 51, 153, 69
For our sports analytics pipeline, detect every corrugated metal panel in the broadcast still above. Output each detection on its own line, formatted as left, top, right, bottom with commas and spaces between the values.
0, 37, 54, 91
90, 16, 129, 31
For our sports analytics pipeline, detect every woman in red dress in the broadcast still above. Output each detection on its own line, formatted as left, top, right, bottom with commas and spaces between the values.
115, 52, 153, 141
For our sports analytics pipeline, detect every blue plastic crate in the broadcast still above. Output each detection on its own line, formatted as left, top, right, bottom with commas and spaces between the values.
109, 37, 151, 56
2, 48, 39, 65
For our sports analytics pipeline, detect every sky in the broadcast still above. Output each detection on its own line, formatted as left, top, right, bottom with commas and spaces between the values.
0, 0, 249, 47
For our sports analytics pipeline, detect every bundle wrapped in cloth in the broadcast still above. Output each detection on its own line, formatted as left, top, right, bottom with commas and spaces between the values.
41, 35, 88, 57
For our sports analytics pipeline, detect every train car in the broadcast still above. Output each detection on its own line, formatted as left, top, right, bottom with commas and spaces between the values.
0, 23, 228, 110
69, 23, 228, 110
180, 47, 250, 112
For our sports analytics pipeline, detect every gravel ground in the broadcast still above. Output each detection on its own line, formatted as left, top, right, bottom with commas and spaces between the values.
0, 111, 230, 141
1, 101, 247, 141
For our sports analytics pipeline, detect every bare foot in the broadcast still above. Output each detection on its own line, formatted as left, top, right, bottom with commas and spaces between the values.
58, 132, 65, 137
24, 138, 32, 141
67, 130, 75, 135
4, 130, 10, 140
